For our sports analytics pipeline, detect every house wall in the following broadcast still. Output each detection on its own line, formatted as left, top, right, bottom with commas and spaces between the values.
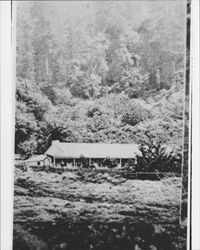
26, 161, 44, 167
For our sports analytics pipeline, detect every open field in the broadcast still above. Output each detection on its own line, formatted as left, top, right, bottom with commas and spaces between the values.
13, 169, 187, 250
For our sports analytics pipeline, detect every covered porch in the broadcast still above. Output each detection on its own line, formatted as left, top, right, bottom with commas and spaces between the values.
51, 157, 136, 169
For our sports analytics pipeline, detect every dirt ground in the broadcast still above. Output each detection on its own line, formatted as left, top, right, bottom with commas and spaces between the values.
13, 169, 187, 250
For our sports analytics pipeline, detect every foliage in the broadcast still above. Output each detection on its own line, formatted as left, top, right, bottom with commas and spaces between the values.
136, 137, 182, 173
102, 158, 119, 168
17, 1, 185, 99
87, 106, 103, 118
15, 2, 186, 159
18, 137, 38, 159
79, 155, 89, 168
121, 103, 150, 127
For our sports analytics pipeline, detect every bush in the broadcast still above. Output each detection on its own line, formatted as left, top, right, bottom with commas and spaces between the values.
126, 159, 137, 171
87, 106, 102, 118
18, 138, 37, 159
121, 104, 150, 127
79, 155, 89, 168
102, 157, 118, 168
135, 140, 182, 173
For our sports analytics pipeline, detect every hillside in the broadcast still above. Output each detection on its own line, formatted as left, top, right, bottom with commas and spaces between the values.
15, 1, 186, 159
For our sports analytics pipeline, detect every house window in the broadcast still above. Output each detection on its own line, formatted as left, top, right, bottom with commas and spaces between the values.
38, 161, 40, 166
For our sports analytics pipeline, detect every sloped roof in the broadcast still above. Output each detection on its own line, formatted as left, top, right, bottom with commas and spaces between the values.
16, 155, 47, 165
45, 142, 140, 159
15, 154, 22, 160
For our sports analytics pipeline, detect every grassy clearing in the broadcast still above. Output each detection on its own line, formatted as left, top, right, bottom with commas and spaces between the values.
13, 169, 186, 250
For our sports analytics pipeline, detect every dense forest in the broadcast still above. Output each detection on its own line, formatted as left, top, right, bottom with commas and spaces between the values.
15, 1, 186, 159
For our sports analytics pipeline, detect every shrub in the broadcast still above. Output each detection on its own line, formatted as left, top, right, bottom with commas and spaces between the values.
135, 140, 182, 173
87, 106, 102, 118
18, 138, 37, 159
79, 155, 89, 168
126, 159, 137, 171
121, 104, 150, 127
102, 157, 118, 168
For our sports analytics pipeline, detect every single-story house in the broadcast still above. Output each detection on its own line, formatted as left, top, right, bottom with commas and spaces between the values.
15, 155, 51, 168
15, 154, 22, 165
45, 140, 140, 168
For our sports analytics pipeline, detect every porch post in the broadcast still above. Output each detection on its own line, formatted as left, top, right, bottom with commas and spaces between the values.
135, 157, 137, 165
119, 158, 122, 168
53, 157, 56, 167
73, 158, 76, 167
89, 158, 91, 166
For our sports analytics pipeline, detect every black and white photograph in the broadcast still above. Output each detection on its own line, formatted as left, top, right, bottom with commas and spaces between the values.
1, 0, 198, 249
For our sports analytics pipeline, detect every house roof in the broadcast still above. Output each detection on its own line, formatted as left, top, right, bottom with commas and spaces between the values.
45, 141, 140, 159
15, 154, 22, 160
16, 155, 47, 165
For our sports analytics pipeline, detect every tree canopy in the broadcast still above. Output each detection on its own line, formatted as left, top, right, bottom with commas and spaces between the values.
15, 1, 186, 159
